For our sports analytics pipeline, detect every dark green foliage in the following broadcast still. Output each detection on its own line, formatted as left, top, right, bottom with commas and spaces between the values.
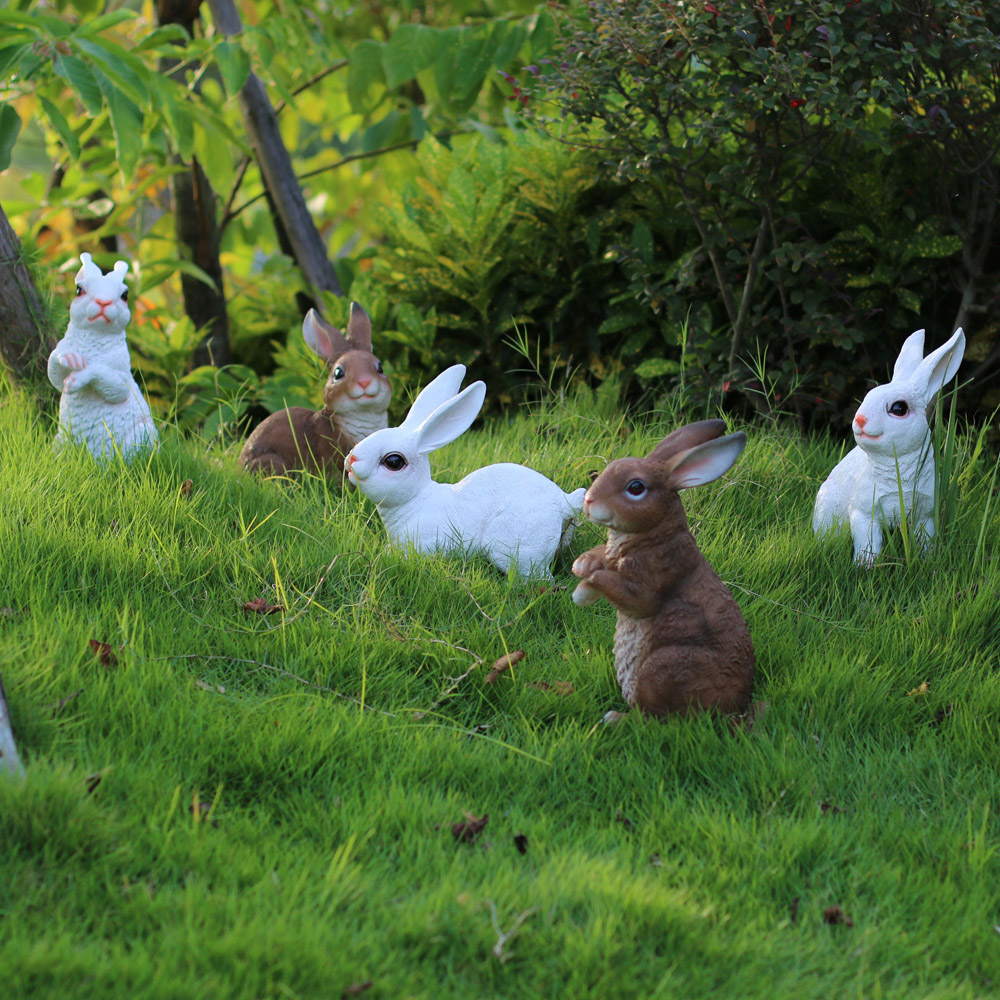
509, 0, 1000, 424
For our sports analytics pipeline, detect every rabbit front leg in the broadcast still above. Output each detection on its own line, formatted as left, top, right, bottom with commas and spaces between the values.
66, 362, 131, 403
571, 545, 607, 606
49, 351, 88, 390
849, 508, 882, 567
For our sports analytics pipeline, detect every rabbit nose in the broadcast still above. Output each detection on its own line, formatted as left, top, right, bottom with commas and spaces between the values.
357, 376, 371, 389
854, 413, 868, 429
94, 297, 112, 307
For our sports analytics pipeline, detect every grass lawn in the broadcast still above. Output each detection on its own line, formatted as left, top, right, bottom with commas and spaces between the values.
2, 380, 1000, 999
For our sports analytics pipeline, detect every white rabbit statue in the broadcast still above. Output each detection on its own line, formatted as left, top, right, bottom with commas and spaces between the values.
48, 253, 158, 461
345, 364, 587, 577
812, 327, 965, 566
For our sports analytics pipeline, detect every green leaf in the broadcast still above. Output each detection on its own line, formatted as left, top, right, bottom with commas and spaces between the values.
895, 287, 921, 312
158, 87, 194, 161
529, 8, 557, 60
73, 37, 150, 105
450, 26, 492, 106
38, 96, 80, 160
215, 39, 250, 98
76, 9, 136, 35
492, 21, 529, 69
0, 104, 22, 172
383, 24, 442, 90
133, 24, 190, 51
94, 72, 143, 177
53, 53, 103, 115
631, 220, 654, 265
347, 39, 386, 114
634, 357, 680, 378
0, 43, 31, 79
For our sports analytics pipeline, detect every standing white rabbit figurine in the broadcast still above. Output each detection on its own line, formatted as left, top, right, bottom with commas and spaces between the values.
812, 327, 965, 566
345, 364, 586, 577
48, 253, 158, 461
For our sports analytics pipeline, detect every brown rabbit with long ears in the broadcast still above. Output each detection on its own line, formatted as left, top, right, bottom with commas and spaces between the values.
239, 302, 391, 481
571, 419, 754, 718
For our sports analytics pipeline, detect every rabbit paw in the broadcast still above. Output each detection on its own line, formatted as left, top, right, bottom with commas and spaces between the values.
571, 579, 602, 607
571, 548, 606, 580
60, 352, 87, 371
63, 369, 93, 393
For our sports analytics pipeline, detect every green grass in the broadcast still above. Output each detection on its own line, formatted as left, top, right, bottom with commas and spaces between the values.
2, 382, 1000, 1000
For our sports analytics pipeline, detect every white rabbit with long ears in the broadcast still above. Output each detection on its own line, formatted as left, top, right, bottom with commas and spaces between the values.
48, 253, 158, 461
345, 364, 587, 577
812, 327, 965, 566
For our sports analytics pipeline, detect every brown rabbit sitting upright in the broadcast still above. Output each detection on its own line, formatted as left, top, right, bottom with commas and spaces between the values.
571, 419, 754, 718
239, 302, 391, 481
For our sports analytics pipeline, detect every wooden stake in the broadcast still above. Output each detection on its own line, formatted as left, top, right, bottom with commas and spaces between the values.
206, 0, 343, 299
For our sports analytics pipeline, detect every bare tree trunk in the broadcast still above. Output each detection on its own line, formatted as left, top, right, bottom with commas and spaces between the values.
0, 202, 52, 388
207, 0, 343, 299
158, 0, 232, 368
0, 672, 24, 779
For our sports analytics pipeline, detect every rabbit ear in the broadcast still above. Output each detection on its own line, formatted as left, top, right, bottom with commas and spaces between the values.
892, 329, 926, 382
412, 381, 486, 454
648, 419, 727, 463
113, 260, 129, 278
345, 301, 372, 351
665, 432, 746, 490
911, 328, 965, 401
76, 252, 101, 282
401, 365, 469, 429
302, 309, 349, 362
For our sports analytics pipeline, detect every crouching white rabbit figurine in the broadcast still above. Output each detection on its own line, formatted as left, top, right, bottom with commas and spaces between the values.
345, 364, 586, 577
812, 327, 965, 566
48, 253, 158, 461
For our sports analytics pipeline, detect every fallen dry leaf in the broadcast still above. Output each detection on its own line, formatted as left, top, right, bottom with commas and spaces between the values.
484, 649, 525, 684
85, 773, 102, 795
179, 479, 194, 497
341, 982, 373, 998
89, 639, 118, 667
242, 598, 284, 615
822, 905, 853, 927
530, 680, 574, 695
649, 853, 662, 868
195, 679, 227, 694
819, 802, 844, 815
189, 800, 218, 828
513, 833, 529, 855
452, 812, 489, 843
906, 681, 930, 697
789, 897, 800, 925
614, 810, 634, 831
0, 607, 21, 620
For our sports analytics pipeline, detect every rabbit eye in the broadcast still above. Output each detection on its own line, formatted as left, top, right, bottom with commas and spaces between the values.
625, 478, 647, 498
375, 361, 384, 375
75, 285, 84, 297
332, 365, 345, 381
381, 453, 407, 472
888, 400, 909, 417
120, 288, 128, 302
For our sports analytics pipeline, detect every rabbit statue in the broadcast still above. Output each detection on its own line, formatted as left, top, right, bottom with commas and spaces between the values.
812, 328, 965, 566
345, 364, 586, 577
239, 302, 391, 481
48, 252, 158, 461
571, 419, 754, 718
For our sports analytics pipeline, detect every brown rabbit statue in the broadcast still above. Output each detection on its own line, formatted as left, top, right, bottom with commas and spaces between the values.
571, 419, 754, 718
239, 302, 391, 481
